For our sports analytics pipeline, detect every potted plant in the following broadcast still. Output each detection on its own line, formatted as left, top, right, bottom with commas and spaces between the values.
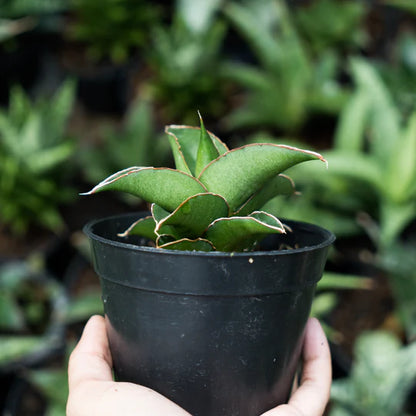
82, 114, 335, 416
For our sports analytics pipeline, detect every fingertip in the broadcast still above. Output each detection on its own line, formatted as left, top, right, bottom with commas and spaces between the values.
68, 314, 113, 389
304, 317, 330, 362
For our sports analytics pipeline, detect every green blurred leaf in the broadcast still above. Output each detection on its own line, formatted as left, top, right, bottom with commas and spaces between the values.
0, 291, 25, 330
311, 292, 337, 318
323, 151, 382, 191
385, 112, 416, 203
331, 331, 416, 416
0, 336, 46, 365
334, 88, 371, 151
177, 0, 222, 34
65, 292, 103, 324
318, 273, 373, 290
350, 59, 401, 164
295, 0, 367, 53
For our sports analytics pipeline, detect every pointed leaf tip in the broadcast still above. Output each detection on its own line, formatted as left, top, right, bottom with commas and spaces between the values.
195, 113, 221, 176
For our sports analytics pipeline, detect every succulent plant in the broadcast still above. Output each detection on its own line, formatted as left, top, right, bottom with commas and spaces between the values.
83, 115, 326, 252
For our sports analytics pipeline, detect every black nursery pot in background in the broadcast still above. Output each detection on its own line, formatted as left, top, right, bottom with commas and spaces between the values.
84, 213, 335, 416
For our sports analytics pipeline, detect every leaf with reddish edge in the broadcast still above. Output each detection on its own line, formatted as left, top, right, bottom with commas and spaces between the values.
81, 167, 207, 212
118, 215, 157, 241
165, 124, 228, 175
205, 211, 286, 252
237, 173, 297, 216
158, 237, 215, 252
151, 203, 170, 223
198, 144, 326, 213
156, 193, 230, 240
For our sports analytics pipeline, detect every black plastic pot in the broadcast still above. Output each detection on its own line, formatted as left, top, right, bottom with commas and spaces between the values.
84, 213, 335, 416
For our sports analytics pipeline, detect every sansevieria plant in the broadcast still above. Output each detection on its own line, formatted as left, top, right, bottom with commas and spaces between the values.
83, 114, 326, 252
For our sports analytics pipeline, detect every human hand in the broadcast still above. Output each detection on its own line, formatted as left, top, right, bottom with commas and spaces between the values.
261, 317, 332, 416
66, 315, 191, 415
67, 316, 331, 416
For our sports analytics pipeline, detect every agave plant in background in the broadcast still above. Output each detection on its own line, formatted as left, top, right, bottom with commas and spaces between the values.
266, 58, 416, 339
145, 0, 229, 125
69, 0, 161, 64
0, 80, 76, 235
81, 98, 170, 203
84, 114, 327, 251
378, 31, 416, 115
0, 260, 67, 372
294, 0, 368, 55
330, 330, 416, 416
223, 0, 349, 133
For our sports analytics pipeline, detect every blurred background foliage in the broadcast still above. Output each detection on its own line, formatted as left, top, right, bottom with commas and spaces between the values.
1, 0, 416, 414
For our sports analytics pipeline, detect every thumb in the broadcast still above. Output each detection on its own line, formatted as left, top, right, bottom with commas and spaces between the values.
68, 315, 114, 390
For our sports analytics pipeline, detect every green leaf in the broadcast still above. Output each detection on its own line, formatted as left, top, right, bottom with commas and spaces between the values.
158, 237, 214, 251
118, 215, 157, 241
199, 144, 326, 212
82, 167, 207, 212
379, 201, 416, 249
385, 112, 416, 203
151, 204, 170, 222
318, 273, 373, 291
0, 291, 25, 330
65, 292, 103, 324
237, 174, 296, 215
195, 113, 220, 176
350, 58, 401, 164
156, 193, 229, 239
165, 124, 228, 175
27, 369, 68, 414
334, 87, 371, 151
205, 211, 285, 252
331, 331, 416, 415
311, 292, 337, 318
323, 150, 382, 191
0, 336, 46, 365
178, 0, 222, 34
28, 141, 75, 174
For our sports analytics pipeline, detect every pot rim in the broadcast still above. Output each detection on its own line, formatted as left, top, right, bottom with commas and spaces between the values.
83, 212, 336, 257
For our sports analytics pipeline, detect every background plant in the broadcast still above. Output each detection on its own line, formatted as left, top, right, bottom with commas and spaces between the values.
330, 330, 416, 416
81, 98, 170, 198
145, 0, 229, 125
294, 0, 368, 56
223, 0, 350, 133
0, 80, 76, 235
69, 0, 161, 64
265, 58, 416, 338
0, 260, 67, 370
